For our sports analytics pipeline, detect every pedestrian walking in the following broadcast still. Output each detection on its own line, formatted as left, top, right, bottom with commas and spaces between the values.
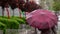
26, 9, 58, 34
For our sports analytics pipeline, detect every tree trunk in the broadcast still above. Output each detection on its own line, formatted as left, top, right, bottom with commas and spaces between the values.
2, 8, 4, 17
15, 0, 21, 18
6, 8, 10, 19
18, 9, 21, 18
12, 9, 14, 17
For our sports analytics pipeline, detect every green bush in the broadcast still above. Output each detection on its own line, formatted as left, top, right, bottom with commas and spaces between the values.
10, 17, 26, 24
7, 19, 19, 29
0, 22, 6, 34
0, 18, 19, 29
0, 22, 6, 30
0, 18, 8, 24
0, 16, 26, 28
0, 16, 8, 19
12, 18, 26, 24
53, 2, 60, 11
0, 16, 26, 34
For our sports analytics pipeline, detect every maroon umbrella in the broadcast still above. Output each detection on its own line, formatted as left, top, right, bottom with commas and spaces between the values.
26, 9, 58, 29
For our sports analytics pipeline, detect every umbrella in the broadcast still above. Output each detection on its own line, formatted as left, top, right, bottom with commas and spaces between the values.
26, 9, 58, 29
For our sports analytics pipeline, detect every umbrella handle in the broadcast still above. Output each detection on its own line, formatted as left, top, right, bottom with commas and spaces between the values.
35, 28, 37, 34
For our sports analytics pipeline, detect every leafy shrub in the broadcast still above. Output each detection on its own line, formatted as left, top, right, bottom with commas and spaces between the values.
0, 18, 19, 29
0, 16, 27, 28
7, 19, 19, 29
0, 22, 6, 34
10, 17, 26, 24
53, 2, 60, 11
0, 18, 8, 24
0, 22, 6, 30
12, 18, 26, 24
0, 16, 8, 19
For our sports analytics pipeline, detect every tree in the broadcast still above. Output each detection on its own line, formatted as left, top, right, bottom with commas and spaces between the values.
53, 2, 60, 11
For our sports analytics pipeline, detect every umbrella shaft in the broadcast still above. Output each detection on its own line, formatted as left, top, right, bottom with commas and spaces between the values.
35, 28, 37, 34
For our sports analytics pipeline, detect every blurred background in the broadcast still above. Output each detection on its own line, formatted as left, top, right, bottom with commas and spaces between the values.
0, 0, 60, 34
0, 0, 60, 16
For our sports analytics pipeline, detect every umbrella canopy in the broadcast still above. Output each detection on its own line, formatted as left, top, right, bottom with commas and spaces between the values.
26, 9, 58, 29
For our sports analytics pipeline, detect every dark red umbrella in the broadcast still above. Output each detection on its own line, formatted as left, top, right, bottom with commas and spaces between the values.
26, 9, 58, 29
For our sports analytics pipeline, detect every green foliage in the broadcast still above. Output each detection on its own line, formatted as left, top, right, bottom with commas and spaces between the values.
7, 19, 19, 29
0, 16, 26, 29
0, 22, 6, 34
0, 18, 8, 24
10, 16, 26, 24
0, 22, 6, 30
12, 18, 26, 24
0, 18, 19, 29
0, 16, 26, 34
53, 2, 60, 11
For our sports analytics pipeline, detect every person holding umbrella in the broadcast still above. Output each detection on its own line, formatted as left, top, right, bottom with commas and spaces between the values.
19, 0, 58, 34
26, 9, 58, 34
